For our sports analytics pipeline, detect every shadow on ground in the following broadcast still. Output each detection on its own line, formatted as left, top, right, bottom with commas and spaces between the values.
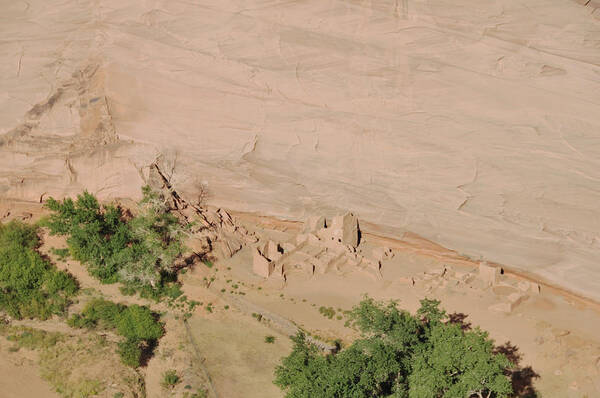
449, 312, 540, 398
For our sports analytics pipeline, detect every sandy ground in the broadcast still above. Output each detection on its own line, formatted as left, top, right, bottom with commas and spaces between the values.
0, 341, 59, 398
176, 211, 600, 398
3, 200, 600, 396
1, 0, 600, 303
186, 313, 292, 398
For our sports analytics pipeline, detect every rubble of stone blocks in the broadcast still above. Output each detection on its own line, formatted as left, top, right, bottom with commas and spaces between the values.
251, 213, 381, 280
178, 205, 258, 260
246, 212, 544, 311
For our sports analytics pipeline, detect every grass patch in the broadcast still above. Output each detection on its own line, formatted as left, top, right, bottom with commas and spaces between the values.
0, 324, 144, 398
161, 369, 180, 389
50, 247, 70, 261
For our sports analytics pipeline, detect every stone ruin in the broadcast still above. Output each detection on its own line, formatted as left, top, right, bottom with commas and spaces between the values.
182, 206, 259, 261
405, 260, 541, 314
248, 211, 543, 315
146, 164, 259, 263
252, 212, 382, 281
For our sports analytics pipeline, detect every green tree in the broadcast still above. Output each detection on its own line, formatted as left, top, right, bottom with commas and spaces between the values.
0, 221, 77, 320
45, 187, 187, 292
409, 324, 512, 398
117, 338, 143, 367
117, 305, 163, 341
274, 298, 513, 398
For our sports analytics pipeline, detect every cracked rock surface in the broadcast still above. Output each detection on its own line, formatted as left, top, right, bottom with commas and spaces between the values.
1, 0, 600, 300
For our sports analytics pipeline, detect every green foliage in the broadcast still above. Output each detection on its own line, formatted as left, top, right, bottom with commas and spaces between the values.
117, 338, 143, 367
265, 335, 276, 344
318, 306, 336, 319
44, 187, 188, 295
416, 298, 446, 326
117, 304, 163, 341
409, 325, 512, 398
44, 192, 131, 283
274, 297, 513, 398
161, 369, 180, 389
0, 221, 78, 320
68, 299, 163, 367
50, 247, 70, 261
67, 299, 123, 329
4, 327, 63, 350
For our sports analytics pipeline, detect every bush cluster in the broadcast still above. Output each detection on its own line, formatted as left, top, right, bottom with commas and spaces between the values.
68, 298, 163, 367
275, 298, 513, 398
0, 221, 78, 320
161, 369, 180, 389
318, 306, 336, 319
44, 186, 187, 295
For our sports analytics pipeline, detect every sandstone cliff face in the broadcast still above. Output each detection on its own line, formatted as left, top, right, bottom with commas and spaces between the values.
1, 0, 599, 299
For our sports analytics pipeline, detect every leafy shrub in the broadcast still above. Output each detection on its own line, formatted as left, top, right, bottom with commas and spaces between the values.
318, 306, 336, 319
45, 187, 187, 294
0, 221, 78, 320
117, 338, 143, 367
265, 335, 275, 344
161, 370, 180, 389
68, 299, 123, 329
116, 305, 163, 341
275, 297, 513, 398
68, 299, 163, 367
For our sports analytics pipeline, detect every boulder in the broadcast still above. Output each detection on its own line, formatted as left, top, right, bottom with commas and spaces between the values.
187, 235, 212, 255
214, 237, 243, 258
330, 212, 359, 247
252, 248, 274, 278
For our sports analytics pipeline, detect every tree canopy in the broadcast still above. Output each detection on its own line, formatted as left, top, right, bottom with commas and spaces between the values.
0, 220, 78, 320
44, 187, 187, 294
274, 297, 513, 398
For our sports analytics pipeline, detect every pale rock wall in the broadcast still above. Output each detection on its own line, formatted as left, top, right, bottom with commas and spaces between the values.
1, 0, 599, 299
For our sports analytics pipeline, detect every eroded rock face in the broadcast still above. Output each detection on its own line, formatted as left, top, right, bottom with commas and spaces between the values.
1, 0, 600, 300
